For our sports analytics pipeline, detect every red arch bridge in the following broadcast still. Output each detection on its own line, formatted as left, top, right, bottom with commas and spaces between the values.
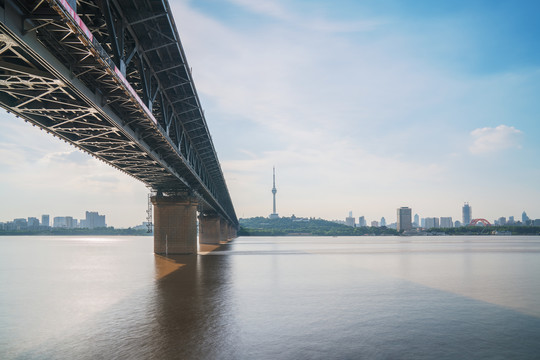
469, 219, 492, 226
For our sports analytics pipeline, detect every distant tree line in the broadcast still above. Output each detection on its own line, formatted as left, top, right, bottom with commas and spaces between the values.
238, 216, 398, 236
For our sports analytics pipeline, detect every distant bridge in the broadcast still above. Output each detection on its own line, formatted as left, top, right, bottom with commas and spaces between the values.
0, 0, 237, 253
470, 219, 491, 226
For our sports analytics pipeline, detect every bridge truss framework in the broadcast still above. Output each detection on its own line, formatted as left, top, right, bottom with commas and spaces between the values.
0, 0, 238, 231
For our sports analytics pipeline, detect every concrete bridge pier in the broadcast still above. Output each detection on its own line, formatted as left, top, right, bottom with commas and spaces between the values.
151, 194, 198, 255
199, 214, 223, 245
220, 220, 229, 242
226, 224, 234, 240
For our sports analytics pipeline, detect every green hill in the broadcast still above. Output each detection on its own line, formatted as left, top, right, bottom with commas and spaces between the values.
238, 216, 398, 236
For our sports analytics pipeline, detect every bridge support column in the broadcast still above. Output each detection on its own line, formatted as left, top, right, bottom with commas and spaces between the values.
151, 195, 198, 255
220, 221, 229, 242
199, 215, 222, 245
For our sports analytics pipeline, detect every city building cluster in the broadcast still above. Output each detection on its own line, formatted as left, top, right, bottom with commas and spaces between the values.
266, 170, 538, 232
0, 211, 107, 231
341, 203, 540, 230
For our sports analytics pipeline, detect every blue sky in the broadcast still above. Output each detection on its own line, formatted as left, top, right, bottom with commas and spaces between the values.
1, 0, 539, 226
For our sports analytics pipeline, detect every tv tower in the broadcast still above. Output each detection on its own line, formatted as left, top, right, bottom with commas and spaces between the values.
269, 167, 279, 219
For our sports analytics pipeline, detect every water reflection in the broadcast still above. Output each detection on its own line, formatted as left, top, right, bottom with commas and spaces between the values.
151, 245, 239, 359
3, 236, 540, 359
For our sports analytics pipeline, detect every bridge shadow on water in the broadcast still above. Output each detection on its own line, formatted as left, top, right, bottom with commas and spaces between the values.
14, 240, 540, 360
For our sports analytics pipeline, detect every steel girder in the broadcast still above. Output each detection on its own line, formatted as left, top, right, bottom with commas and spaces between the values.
0, 0, 237, 226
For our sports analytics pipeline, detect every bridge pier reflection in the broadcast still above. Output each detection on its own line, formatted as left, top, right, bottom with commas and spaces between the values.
151, 195, 198, 255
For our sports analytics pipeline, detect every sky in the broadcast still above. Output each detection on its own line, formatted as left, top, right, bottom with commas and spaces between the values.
1, 0, 539, 227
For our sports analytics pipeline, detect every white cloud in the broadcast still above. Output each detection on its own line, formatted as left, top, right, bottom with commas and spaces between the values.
0, 143, 26, 167
172, 1, 461, 145
225, 0, 382, 33
39, 150, 92, 165
469, 125, 523, 154
225, 0, 292, 22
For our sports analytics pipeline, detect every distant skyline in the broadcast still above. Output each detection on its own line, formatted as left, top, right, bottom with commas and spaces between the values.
1, 201, 534, 227
1, 0, 539, 227
0, 210, 109, 228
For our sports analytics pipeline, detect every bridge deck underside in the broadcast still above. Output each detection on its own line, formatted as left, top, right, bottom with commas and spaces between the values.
0, 32, 177, 188
0, 0, 237, 225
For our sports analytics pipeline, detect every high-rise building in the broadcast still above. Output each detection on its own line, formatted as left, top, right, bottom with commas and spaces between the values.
498, 217, 507, 226
27, 217, 40, 229
65, 216, 75, 229
13, 218, 27, 230
345, 211, 355, 227
380, 217, 386, 227
462, 203, 472, 226
41, 214, 50, 228
53, 216, 67, 228
454, 220, 462, 227
52, 216, 81, 228
397, 207, 412, 232
421, 218, 425, 228
358, 216, 366, 227
522, 211, 529, 224
424, 217, 439, 229
371, 221, 379, 227
269, 167, 279, 219
81, 211, 106, 229
413, 214, 420, 228
508, 216, 515, 225
440, 217, 453, 228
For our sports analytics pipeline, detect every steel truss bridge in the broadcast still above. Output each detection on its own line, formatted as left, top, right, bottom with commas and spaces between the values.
0, 0, 238, 227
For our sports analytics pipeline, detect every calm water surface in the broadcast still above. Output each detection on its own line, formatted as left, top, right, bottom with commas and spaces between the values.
1, 235, 540, 359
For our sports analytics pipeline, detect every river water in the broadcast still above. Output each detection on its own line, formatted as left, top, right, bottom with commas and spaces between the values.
1, 235, 539, 359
